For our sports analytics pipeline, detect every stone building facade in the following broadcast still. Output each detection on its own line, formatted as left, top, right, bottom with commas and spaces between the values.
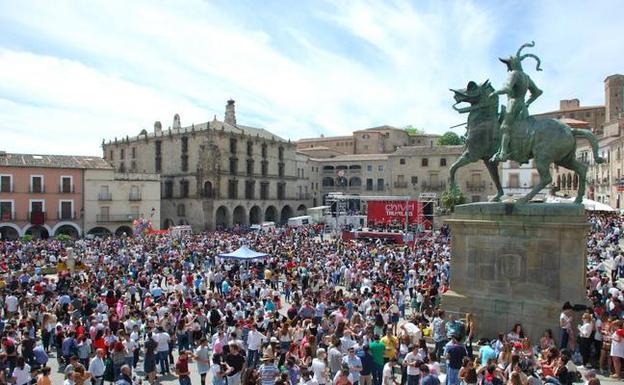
297, 126, 440, 155
308, 145, 497, 204
83, 169, 161, 236
102, 100, 312, 231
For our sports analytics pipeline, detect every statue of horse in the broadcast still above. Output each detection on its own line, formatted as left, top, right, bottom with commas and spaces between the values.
448, 80, 604, 203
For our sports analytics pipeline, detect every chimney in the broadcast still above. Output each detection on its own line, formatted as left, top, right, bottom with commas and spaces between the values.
559, 99, 580, 111
154, 121, 162, 134
224, 99, 236, 125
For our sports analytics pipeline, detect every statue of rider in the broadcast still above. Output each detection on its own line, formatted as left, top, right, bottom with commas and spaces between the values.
489, 41, 543, 163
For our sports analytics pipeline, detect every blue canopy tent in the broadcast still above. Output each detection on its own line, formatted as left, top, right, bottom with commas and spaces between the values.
218, 245, 269, 261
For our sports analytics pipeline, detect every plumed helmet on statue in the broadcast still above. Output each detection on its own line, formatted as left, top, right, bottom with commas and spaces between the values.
499, 41, 542, 72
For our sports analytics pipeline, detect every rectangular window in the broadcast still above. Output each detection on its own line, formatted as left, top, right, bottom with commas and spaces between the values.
277, 182, 286, 200
60, 176, 73, 193
155, 140, 162, 155
261, 161, 268, 177
400, 158, 406, 165
228, 179, 238, 199
411, 176, 418, 184
99, 185, 112, 200
31, 175, 43, 193
377, 178, 384, 191
181, 155, 189, 172
99, 206, 110, 222
0, 201, 13, 221
247, 159, 254, 176
109, 150, 113, 160
131, 147, 136, 159
245, 180, 255, 199
59, 201, 73, 220
181, 136, 188, 153
262, 144, 268, 158
278, 147, 284, 161
247, 141, 253, 156
29, 200, 45, 225
0, 175, 12, 193
129, 185, 141, 201
164, 181, 173, 198
278, 163, 285, 178
155, 157, 162, 173
120, 148, 125, 159
366, 178, 373, 191
260, 182, 269, 200
421, 158, 429, 167
180, 181, 189, 198
367, 165, 372, 172
230, 138, 237, 154
378, 165, 383, 172
508, 174, 520, 188
440, 158, 447, 166
229, 157, 238, 175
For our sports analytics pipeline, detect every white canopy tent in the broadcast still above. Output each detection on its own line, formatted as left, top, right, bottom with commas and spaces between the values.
545, 195, 615, 212
218, 245, 269, 261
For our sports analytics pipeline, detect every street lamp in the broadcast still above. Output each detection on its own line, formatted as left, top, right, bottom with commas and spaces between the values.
80, 208, 85, 238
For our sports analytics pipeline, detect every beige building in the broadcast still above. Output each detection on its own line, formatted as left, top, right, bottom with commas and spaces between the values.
308, 145, 496, 204
102, 100, 312, 231
84, 169, 161, 236
297, 126, 440, 156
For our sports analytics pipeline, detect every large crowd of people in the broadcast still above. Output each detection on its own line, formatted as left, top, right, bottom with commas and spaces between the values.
0, 213, 621, 385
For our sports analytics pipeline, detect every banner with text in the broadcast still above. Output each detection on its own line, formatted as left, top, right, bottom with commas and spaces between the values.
367, 200, 423, 225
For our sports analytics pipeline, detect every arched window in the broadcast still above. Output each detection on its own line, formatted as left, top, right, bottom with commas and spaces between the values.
203, 181, 213, 198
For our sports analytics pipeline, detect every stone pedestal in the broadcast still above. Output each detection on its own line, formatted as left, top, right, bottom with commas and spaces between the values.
441, 202, 588, 343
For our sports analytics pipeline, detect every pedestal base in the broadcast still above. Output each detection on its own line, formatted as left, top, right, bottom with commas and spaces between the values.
441, 202, 588, 342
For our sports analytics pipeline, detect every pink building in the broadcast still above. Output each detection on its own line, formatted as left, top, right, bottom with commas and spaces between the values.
0, 152, 110, 240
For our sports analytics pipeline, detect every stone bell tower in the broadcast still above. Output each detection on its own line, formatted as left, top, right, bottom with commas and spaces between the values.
224, 99, 236, 125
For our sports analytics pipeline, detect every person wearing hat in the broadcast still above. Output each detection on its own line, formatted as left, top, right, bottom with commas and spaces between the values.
259, 354, 280, 385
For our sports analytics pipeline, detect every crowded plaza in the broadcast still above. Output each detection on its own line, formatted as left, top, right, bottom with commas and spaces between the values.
0, 211, 619, 385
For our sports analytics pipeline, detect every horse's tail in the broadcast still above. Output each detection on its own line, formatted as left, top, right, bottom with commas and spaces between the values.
571, 128, 605, 164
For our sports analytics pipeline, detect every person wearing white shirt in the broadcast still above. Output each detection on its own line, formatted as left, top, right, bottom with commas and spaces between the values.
578, 313, 594, 367
246, 325, 265, 368
5, 294, 18, 314
311, 349, 328, 385
154, 328, 171, 374
88, 349, 106, 385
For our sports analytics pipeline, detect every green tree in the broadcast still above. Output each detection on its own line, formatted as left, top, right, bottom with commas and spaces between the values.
441, 185, 466, 211
403, 125, 425, 136
437, 131, 465, 145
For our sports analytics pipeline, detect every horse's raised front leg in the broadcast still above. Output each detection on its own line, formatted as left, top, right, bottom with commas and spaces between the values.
517, 158, 552, 204
448, 151, 475, 189
484, 160, 504, 202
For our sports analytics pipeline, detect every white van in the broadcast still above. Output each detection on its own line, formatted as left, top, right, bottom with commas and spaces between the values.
287, 215, 312, 227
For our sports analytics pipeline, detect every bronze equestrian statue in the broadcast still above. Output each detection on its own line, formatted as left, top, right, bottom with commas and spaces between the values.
448, 42, 604, 204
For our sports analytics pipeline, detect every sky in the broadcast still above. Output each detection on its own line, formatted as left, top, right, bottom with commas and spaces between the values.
0, 0, 622, 156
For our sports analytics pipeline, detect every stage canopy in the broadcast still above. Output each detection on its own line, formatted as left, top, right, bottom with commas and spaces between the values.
218, 245, 269, 261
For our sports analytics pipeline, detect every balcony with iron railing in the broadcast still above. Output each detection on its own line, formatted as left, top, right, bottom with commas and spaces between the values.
0, 211, 15, 221
129, 191, 142, 201
29, 186, 46, 193
96, 213, 142, 223
58, 211, 76, 220
466, 181, 486, 192
422, 181, 446, 191
59, 185, 76, 193
98, 192, 112, 201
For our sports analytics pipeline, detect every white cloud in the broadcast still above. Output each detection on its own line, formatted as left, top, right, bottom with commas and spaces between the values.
0, 0, 622, 155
